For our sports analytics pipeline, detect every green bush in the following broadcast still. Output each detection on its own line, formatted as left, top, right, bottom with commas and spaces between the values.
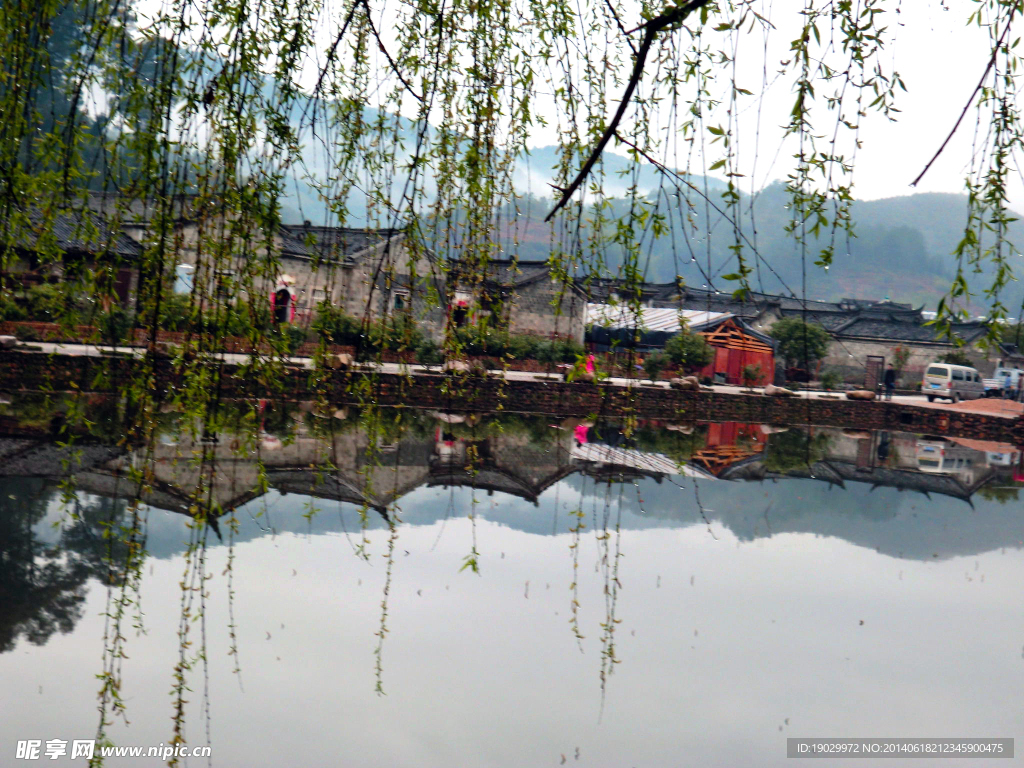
819, 369, 841, 391
313, 303, 423, 353
158, 293, 194, 332
312, 303, 361, 345
534, 340, 559, 364
281, 323, 307, 354
415, 339, 443, 366
742, 363, 764, 388
556, 338, 585, 362
769, 317, 831, 370
506, 334, 540, 360
25, 284, 65, 322
99, 308, 133, 344
0, 295, 26, 321
665, 329, 714, 371
643, 352, 669, 381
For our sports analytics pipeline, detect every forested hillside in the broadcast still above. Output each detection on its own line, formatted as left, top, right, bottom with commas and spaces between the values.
485, 169, 1024, 314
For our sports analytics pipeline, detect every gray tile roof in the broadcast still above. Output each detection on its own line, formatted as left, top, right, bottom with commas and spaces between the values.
280, 225, 403, 261
20, 208, 143, 259
86, 191, 198, 223
833, 316, 988, 343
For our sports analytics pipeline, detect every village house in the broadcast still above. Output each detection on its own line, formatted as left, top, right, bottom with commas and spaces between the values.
0, 205, 143, 306
584, 303, 776, 386
447, 258, 588, 342
2, 198, 1007, 377
32, 195, 588, 345
81, 194, 448, 337
588, 281, 995, 384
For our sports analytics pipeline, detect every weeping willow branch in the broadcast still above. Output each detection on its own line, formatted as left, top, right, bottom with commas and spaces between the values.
545, 0, 716, 221
910, 9, 1015, 188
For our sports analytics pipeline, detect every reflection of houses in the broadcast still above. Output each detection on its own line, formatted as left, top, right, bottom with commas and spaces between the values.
570, 442, 708, 481
12, 421, 582, 516
429, 429, 578, 503
719, 428, 1000, 502
688, 423, 765, 476
2, 415, 1015, 515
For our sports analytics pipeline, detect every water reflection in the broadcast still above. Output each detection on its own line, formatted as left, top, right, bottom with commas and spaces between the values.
2, 395, 1020, 521
1, 395, 1023, 766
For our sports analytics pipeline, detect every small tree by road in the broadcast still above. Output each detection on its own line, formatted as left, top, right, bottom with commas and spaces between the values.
769, 318, 831, 373
665, 329, 714, 373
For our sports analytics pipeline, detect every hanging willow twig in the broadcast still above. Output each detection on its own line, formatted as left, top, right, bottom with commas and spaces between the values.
545, 0, 716, 221
910, 8, 1015, 188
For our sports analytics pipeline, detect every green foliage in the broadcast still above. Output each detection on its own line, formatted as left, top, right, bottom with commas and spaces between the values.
938, 349, 972, 366
25, 284, 65, 323
313, 304, 422, 354
281, 324, 307, 355
505, 333, 541, 360
0, 294, 26, 321
158, 294, 194, 332
533, 338, 584, 364
768, 318, 831, 370
664, 330, 713, 372
99, 308, 133, 344
763, 429, 832, 474
643, 353, 669, 382
999, 322, 1024, 347
632, 423, 707, 465
415, 339, 443, 366
312, 304, 362, 346
819, 369, 841, 391
741, 363, 764, 388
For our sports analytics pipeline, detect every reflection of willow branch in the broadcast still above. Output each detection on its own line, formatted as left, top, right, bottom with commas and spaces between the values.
567, 503, 586, 650
224, 507, 243, 686
170, 520, 212, 764
170, 448, 216, 765
460, 441, 481, 575
690, 478, 718, 540
372, 410, 415, 695
374, 507, 398, 696
90, 389, 162, 760
597, 483, 623, 711
93, 473, 151, 763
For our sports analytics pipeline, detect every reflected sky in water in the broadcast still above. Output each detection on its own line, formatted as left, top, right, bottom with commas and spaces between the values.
1, 411, 1024, 766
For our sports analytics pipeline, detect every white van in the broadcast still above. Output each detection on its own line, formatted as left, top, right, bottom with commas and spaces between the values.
922, 363, 985, 403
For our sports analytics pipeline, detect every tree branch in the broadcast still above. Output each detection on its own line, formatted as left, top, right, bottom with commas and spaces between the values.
910, 11, 1014, 188
545, 0, 715, 221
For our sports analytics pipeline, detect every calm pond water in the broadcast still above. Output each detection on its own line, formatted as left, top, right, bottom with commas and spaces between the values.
1, 398, 1023, 766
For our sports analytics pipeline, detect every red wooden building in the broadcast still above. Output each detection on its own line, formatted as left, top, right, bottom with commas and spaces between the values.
695, 317, 775, 386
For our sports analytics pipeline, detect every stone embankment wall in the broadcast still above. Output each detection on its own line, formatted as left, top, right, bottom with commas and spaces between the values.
1, 349, 1021, 445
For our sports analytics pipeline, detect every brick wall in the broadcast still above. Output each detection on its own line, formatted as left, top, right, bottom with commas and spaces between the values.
1, 350, 1021, 445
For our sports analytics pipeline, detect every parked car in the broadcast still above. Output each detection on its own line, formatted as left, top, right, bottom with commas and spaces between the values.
916, 438, 984, 480
982, 366, 1024, 397
922, 363, 985, 403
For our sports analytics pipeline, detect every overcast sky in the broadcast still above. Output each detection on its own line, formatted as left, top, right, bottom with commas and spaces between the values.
587, 1, 1010, 203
